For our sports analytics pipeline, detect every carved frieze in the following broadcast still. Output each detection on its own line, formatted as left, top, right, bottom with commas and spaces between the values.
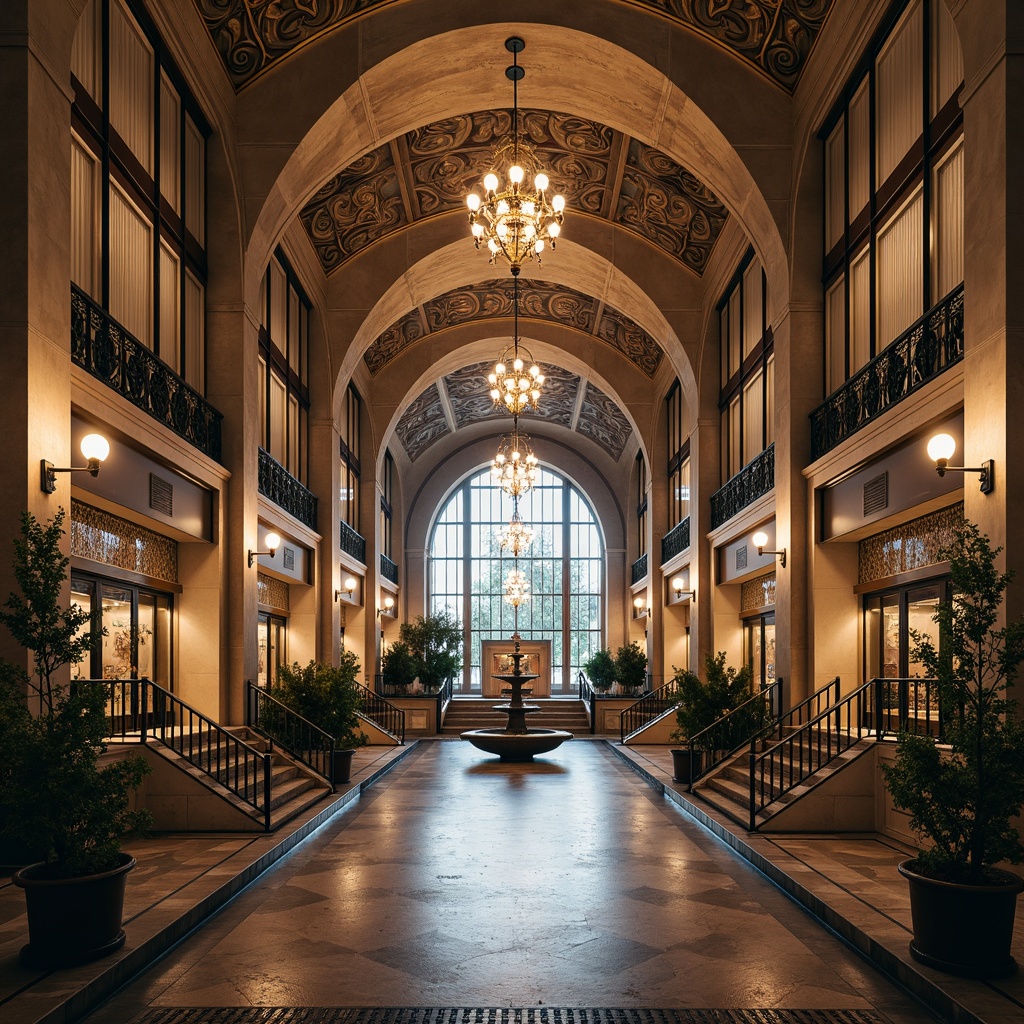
363, 310, 425, 376
575, 383, 633, 460
394, 384, 450, 462
595, 305, 663, 378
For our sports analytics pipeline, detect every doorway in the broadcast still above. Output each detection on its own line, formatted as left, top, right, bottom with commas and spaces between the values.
745, 612, 776, 691
257, 612, 287, 688
863, 580, 947, 682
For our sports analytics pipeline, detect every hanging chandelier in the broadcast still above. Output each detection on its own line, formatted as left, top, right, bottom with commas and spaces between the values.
466, 37, 566, 272
498, 499, 535, 557
502, 567, 531, 607
491, 429, 540, 498
488, 274, 544, 414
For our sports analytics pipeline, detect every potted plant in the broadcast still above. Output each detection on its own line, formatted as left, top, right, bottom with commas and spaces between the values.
669, 651, 757, 783
274, 653, 368, 784
397, 611, 462, 692
583, 647, 616, 693
614, 641, 648, 695
381, 639, 418, 694
0, 509, 151, 968
881, 521, 1024, 978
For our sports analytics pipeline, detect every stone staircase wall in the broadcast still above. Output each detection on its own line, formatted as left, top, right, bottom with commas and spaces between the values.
440, 698, 591, 736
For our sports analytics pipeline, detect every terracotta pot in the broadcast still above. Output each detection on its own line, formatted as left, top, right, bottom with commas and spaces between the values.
331, 747, 356, 784
13, 853, 135, 969
899, 859, 1023, 977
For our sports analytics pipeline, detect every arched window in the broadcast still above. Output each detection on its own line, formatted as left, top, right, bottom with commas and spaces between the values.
429, 467, 603, 694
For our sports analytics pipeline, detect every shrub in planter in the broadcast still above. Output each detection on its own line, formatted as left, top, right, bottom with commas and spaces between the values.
381, 640, 418, 692
583, 647, 616, 693
397, 612, 463, 691
0, 509, 151, 968
614, 641, 648, 695
881, 521, 1024, 977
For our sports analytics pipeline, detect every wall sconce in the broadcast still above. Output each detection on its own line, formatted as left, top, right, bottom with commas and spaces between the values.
378, 595, 395, 618
671, 577, 695, 601
752, 531, 786, 568
633, 595, 648, 618
248, 531, 281, 568
335, 577, 357, 602
927, 433, 994, 494
41, 433, 110, 493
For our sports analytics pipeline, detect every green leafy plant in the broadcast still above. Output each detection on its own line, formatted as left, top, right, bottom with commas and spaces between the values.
881, 521, 1024, 884
0, 509, 151, 878
396, 612, 463, 691
381, 639, 418, 690
274, 654, 368, 749
583, 647, 616, 692
614, 641, 648, 693
670, 651, 762, 751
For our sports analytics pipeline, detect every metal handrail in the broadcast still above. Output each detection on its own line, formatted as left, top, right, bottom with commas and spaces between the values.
93, 677, 272, 830
766, 677, 840, 743
437, 675, 454, 733
246, 680, 334, 789
355, 680, 405, 743
687, 678, 782, 787
620, 678, 682, 743
577, 671, 596, 734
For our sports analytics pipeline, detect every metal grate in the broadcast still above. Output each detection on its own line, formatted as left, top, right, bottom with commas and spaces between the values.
136, 1011, 885, 1024
149, 473, 173, 516
735, 544, 748, 570
862, 472, 887, 516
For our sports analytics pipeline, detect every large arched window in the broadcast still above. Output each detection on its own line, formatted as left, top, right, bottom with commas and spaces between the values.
430, 467, 603, 694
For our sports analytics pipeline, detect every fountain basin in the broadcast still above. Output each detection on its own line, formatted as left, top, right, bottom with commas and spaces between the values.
460, 728, 573, 761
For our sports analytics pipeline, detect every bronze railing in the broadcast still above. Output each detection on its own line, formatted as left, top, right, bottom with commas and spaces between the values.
71, 285, 223, 463
710, 444, 774, 530
340, 520, 366, 564
661, 517, 690, 564
810, 284, 964, 460
258, 448, 318, 531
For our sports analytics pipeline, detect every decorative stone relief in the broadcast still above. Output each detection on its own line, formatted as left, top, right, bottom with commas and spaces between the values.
741, 573, 777, 610
257, 572, 289, 611
444, 362, 579, 429
71, 500, 178, 582
575, 383, 633, 459
363, 310, 426, 377
858, 503, 964, 584
395, 384, 450, 462
595, 305, 664, 378
195, 1, 832, 93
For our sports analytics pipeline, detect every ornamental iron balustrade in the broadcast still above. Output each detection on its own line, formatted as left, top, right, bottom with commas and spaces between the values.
710, 444, 775, 530
381, 553, 398, 584
810, 285, 964, 461
630, 552, 648, 585
340, 519, 366, 564
355, 680, 405, 743
661, 517, 690, 564
258, 447, 318, 531
620, 677, 682, 743
71, 285, 223, 463
246, 680, 334, 789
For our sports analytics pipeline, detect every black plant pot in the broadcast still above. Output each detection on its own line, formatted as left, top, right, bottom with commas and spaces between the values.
671, 747, 695, 783
331, 747, 356, 784
13, 853, 135, 969
899, 859, 1023, 977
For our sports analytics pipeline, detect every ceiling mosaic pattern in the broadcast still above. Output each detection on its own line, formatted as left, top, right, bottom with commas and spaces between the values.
396, 363, 633, 463
194, 0, 834, 92
299, 109, 728, 277
363, 278, 664, 379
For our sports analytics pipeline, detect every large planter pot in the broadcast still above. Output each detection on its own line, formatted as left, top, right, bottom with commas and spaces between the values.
671, 747, 696, 783
898, 859, 1023, 977
331, 747, 356, 784
13, 853, 135, 969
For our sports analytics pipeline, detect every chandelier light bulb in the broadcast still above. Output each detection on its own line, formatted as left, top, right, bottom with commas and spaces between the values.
509, 165, 524, 184
472, 222, 485, 238
467, 193, 481, 212
534, 172, 548, 191
552, 194, 565, 213
484, 172, 499, 193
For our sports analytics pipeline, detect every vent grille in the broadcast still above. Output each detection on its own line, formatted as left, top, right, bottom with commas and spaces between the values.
863, 472, 888, 516
149, 474, 173, 516
283, 546, 295, 570
735, 545, 748, 570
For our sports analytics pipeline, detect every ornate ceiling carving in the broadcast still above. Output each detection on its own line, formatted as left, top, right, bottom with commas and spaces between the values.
576, 383, 633, 460
394, 383, 449, 462
299, 109, 728, 277
364, 278, 663, 379
445, 363, 579, 430
194, 1, 833, 92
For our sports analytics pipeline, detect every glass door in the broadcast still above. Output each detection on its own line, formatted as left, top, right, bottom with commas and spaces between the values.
745, 613, 776, 691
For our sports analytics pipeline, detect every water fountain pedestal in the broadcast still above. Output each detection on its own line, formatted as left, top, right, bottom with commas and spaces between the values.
461, 635, 572, 761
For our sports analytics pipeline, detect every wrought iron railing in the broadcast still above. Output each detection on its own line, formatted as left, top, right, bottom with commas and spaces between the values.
258, 447, 318, 531
340, 520, 366, 564
630, 552, 648, 585
865, 676, 944, 740
710, 444, 774, 530
577, 671, 597, 734
71, 285, 223, 463
437, 675, 454, 733
810, 284, 964, 460
356, 681, 405, 743
661, 517, 690, 564
620, 677, 682, 743
381, 553, 398, 584
686, 678, 782, 787
92, 677, 272, 830
246, 680, 334, 788
375, 673, 451, 733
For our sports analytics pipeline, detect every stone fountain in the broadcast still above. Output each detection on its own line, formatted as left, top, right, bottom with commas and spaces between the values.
460, 634, 572, 761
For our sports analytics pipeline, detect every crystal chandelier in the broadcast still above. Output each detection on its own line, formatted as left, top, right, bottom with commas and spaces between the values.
498, 498, 535, 557
491, 430, 540, 498
488, 274, 544, 414
466, 37, 566, 272
502, 567, 531, 607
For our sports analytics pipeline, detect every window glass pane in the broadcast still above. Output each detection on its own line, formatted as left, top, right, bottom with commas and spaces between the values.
765, 356, 775, 448
676, 458, 690, 523
825, 275, 846, 393
71, 133, 100, 298
270, 259, 287, 347
875, 0, 923, 187
728, 290, 741, 377
288, 394, 300, 479
270, 372, 286, 464
932, 140, 963, 301
109, 181, 153, 346
109, 0, 154, 175
850, 247, 872, 371
159, 73, 180, 213
71, 0, 103, 103
258, 356, 267, 448
185, 116, 205, 245
70, 577, 95, 679
159, 241, 180, 372
742, 371, 764, 465
288, 287, 300, 375
720, 304, 729, 386
742, 259, 763, 358
931, 0, 963, 117
825, 120, 845, 251
185, 270, 205, 391
877, 188, 924, 346
848, 80, 871, 221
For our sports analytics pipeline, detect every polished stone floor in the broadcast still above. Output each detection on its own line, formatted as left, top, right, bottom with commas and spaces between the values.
79, 742, 939, 1022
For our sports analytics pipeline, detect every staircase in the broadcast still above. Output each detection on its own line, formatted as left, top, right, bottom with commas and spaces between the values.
441, 698, 590, 736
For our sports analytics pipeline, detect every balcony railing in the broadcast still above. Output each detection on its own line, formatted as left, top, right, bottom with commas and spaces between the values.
810, 284, 964, 461
381, 553, 398, 584
71, 285, 223, 463
661, 517, 690, 564
340, 520, 366, 564
630, 552, 648, 585
710, 443, 774, 530
258, 448, 318, 531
